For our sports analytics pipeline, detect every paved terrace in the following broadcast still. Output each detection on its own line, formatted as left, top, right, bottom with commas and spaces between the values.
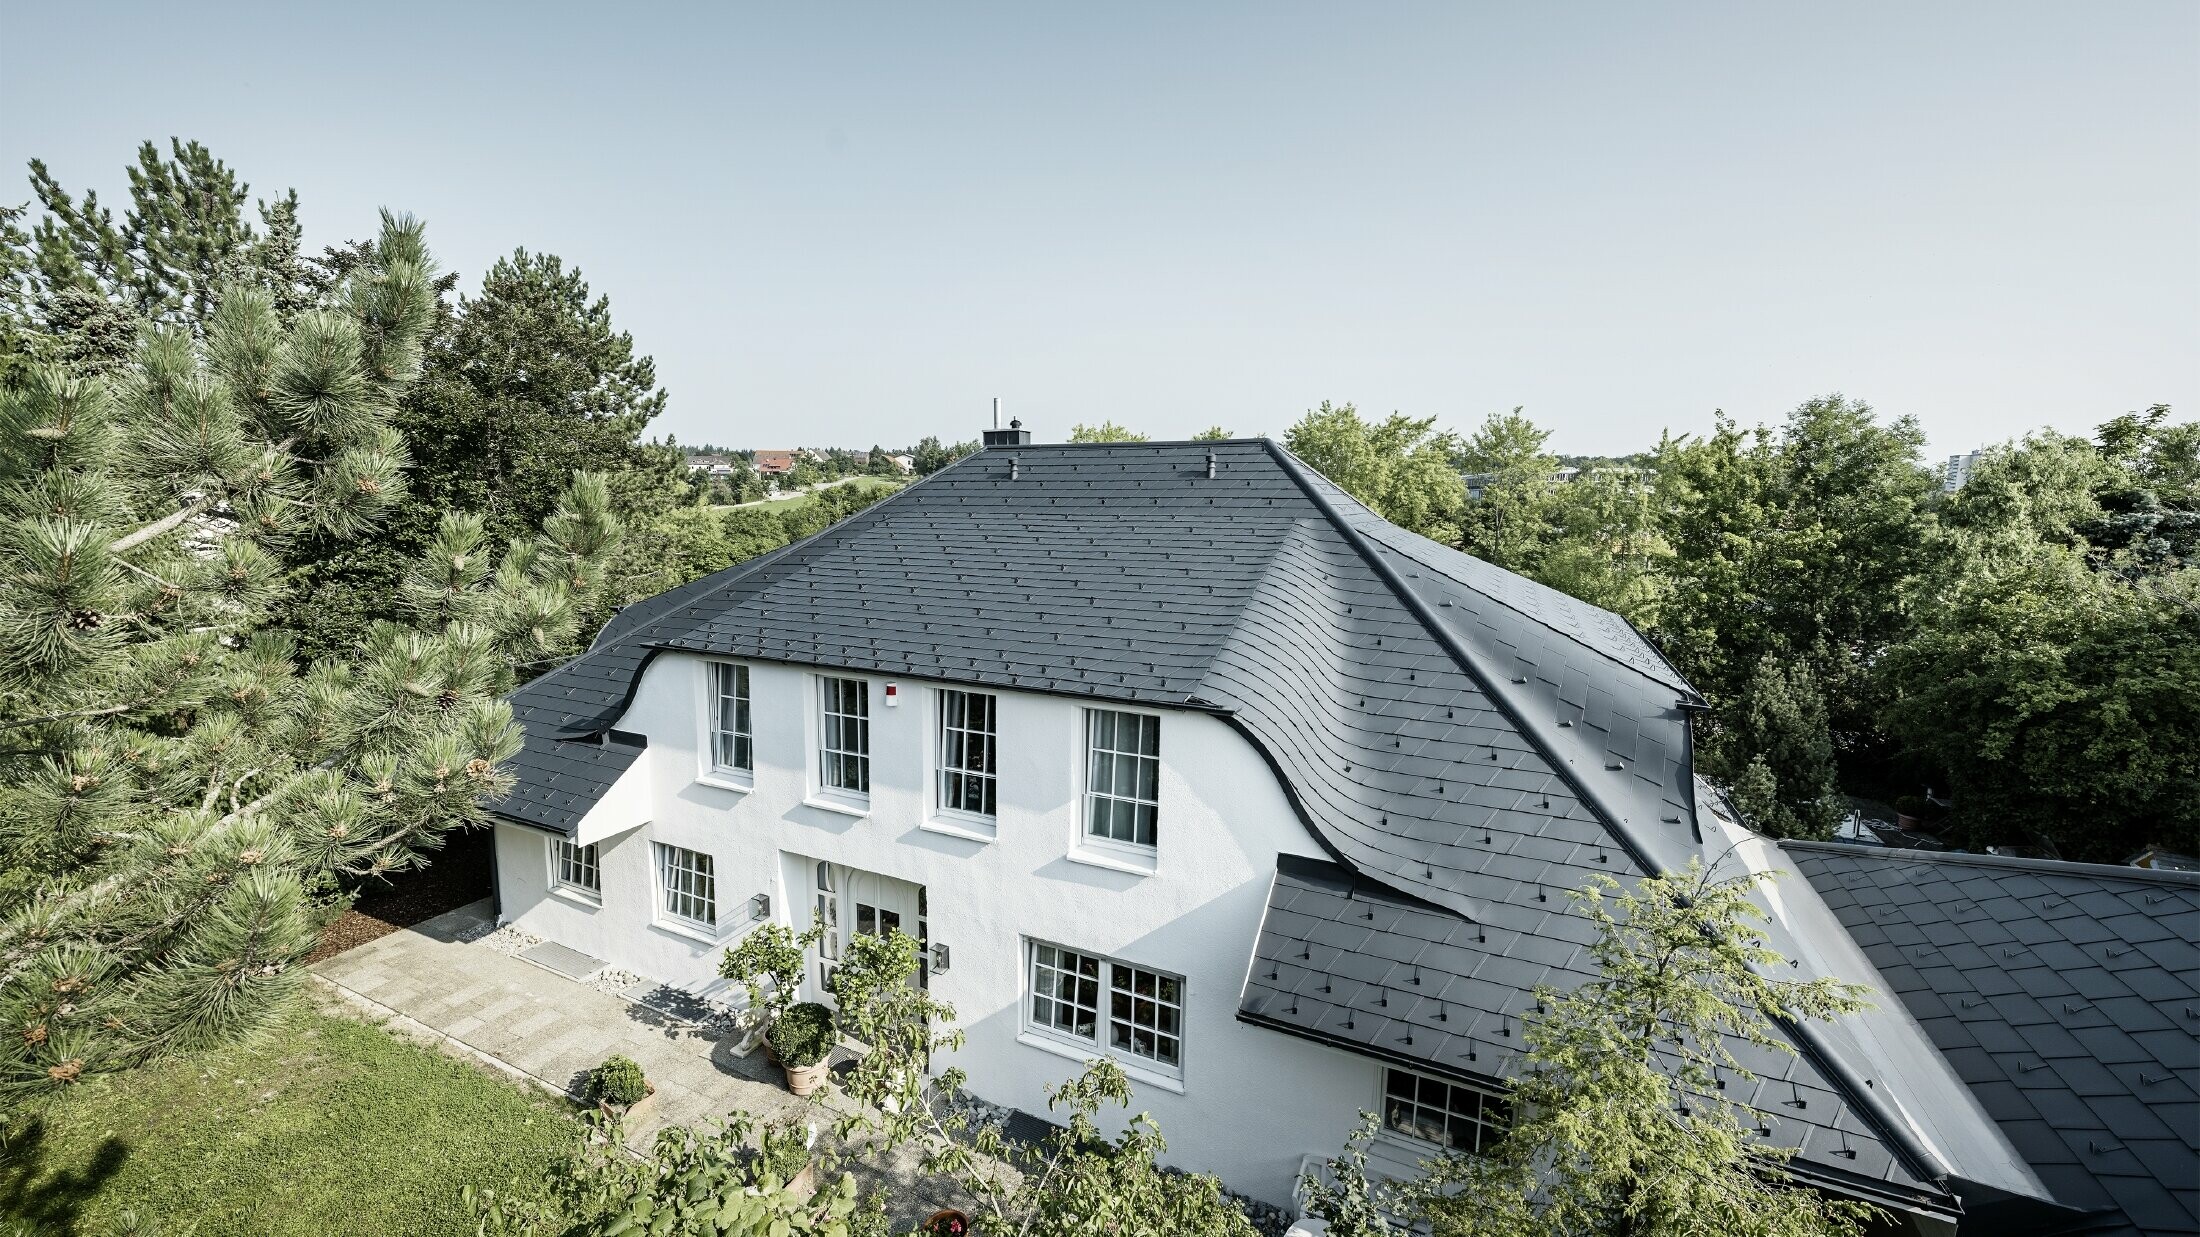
310, 900, 974, 1225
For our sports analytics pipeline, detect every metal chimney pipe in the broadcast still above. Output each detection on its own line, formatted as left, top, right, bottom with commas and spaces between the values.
992, 396, 1001, 429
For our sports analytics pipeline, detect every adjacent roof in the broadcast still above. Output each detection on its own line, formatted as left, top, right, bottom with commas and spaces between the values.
494, 440, 1946, 1207
1788, 843, 2200, 1236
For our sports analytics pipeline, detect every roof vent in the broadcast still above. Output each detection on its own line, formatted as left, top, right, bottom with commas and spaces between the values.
1206, 450, 1217, 479
982, 396, 1031, 448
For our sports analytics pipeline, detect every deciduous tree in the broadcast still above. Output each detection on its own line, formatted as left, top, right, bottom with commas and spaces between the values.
1284, 401, 1464, 539
1311, 862, 1878, 1237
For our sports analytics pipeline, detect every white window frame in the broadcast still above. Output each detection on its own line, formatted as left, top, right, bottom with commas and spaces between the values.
934, 688, 998, 824
1022, 939, 1184, 1079
547, 837, 601, 903
653, 842, 718, 933
1377, 1066, 1510, 1155
1082, 708, 1160, 854
815, 676, 871, 805
706, 661, 753, 782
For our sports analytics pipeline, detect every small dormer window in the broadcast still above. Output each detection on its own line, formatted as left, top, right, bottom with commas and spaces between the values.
1085, 709, 1159, 849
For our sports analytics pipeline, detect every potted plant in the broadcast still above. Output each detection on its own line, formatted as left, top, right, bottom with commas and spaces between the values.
751, 1117, 819, 1200
767, 1000, 836, 1096
921, 1209, 972, 1236
718, 918, 826, 1055
585, 1053, 655, 1120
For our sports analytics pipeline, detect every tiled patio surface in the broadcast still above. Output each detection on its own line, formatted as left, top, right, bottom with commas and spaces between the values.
311, 899, 975, 1224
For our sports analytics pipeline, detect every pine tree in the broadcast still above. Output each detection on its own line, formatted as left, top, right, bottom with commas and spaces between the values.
283, 248, 677, 661
0, 212, 618, 1099
5, 140, 333, 379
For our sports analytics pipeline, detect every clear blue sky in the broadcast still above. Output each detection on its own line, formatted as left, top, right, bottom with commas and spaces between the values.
6, 1, 2194, 456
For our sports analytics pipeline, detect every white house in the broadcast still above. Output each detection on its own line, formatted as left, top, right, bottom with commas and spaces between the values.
489, 435, 2197, 1234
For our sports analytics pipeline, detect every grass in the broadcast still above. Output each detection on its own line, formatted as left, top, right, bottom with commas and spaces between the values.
0, 1002, 587, 1237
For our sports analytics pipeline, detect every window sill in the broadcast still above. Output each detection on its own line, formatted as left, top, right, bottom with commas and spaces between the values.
694, 771, 755, 794
920, 813, 997, 844
1015, 1031, 1185, 1095
1065, 843, 1156, 877
547, 885, 603, 911
803, 793, 871, 819
649, 917, 729, 947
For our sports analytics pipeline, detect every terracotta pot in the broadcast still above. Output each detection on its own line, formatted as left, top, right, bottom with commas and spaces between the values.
922, 1209, 972, 1236
783, 1059, 829, 1096
785, 1159, 818, 1201
597, 1079, 657, 1122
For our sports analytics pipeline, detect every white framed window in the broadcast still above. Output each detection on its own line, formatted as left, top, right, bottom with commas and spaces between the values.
1025, 940, 1183, 1074
1380, 1067, 1510, 1154
937, 689, 998, 818
818, 677, 870, 796
550, 838, 600, 895
1084, 709, 1159, 849
655, 843, 716, 929
710, 662, 752, 774
815, 862, 840, 991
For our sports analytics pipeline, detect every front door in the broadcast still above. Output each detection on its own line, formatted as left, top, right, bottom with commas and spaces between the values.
807, 860, 925, 1001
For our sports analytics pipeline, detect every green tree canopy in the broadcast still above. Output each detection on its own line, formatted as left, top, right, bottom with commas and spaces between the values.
284, 247, 677, 659
1283, 401, 1464, 539
1881, 415, 2200, 859
1067, 420, 1149, 443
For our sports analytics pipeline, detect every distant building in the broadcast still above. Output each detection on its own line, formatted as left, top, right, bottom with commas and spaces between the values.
887, 453, 915, 474
753, 450, 797, 476
1942, 449, 1985, 493
684, 454, 736, 477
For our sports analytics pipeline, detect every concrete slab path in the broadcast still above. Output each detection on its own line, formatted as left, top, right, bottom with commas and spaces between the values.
311, 899, 976, 1225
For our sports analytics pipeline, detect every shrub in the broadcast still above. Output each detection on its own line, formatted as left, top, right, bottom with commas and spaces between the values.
585, 1054, 647, 1106
753, 1118, 813, 1186
767, 1001, 836, 1068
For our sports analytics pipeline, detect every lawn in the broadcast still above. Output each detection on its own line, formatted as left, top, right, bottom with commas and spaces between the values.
0, 1001, 586, 1237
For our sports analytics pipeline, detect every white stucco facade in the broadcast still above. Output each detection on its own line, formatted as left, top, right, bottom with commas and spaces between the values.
493, 652, 1407, 1205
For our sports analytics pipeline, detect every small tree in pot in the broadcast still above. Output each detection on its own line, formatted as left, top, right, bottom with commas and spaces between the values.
584, 1053, 653, 1121
768, 1001, 837, 1096
719, 918, 827, 1052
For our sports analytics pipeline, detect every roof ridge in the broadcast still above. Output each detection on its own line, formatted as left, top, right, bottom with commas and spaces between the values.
1783, 839, 2200, 888
1357, 519, 1702, 701
1260, 438, 1664, 876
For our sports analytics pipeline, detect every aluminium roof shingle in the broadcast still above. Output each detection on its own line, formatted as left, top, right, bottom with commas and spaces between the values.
1788, 842, 2200, 1237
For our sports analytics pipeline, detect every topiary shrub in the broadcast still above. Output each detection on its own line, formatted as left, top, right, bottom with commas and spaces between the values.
767, 1001, 837, 1068
586, 1053, 648, 1106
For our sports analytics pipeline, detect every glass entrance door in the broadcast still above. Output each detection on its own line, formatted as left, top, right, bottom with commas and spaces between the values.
807, 861, 925, 1001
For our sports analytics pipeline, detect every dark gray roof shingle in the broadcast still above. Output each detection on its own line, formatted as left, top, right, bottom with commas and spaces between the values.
1788, 842, 2200, 1237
